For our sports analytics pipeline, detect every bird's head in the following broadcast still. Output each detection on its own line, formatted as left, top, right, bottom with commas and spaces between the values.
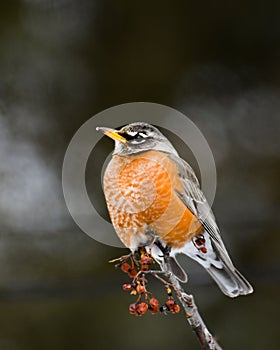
96, 122, 178, 156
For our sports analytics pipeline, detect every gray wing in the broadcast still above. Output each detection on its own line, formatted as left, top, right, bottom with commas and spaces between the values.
168, 153, 234, 268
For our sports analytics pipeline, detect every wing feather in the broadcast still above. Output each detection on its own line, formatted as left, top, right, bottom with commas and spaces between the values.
168, 153, 234, 268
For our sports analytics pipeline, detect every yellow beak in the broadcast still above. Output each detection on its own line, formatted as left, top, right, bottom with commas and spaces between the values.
96, 126, 127, 143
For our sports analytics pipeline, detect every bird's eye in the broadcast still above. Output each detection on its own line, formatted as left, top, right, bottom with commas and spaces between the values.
123, 130, 148, 141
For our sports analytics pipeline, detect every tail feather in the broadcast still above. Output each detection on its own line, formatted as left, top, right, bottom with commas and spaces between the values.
174, 235, 254, 297
206, 264, 253, 297
149, 236, 253, 297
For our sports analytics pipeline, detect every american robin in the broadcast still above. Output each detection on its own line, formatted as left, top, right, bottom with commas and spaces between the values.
97, 122, 253, 297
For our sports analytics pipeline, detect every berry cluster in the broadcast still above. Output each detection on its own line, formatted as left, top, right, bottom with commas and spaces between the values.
160, 297, 181, 314
128, 297, 160, 316
113, 250, 180, 317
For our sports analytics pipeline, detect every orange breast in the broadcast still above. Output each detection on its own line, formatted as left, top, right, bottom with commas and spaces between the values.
103, 151, 203, 249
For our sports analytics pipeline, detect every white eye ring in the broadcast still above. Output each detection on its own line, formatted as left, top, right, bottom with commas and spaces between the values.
130, 139, 146, 144
126, 130, 148, 138
126, 130, 138, 136
139, 132, 148, 138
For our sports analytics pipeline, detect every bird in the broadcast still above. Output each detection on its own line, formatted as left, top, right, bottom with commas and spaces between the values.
96, 122, 253, 297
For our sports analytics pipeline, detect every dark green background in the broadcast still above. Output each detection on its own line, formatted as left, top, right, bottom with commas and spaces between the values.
0, 1, 279, 349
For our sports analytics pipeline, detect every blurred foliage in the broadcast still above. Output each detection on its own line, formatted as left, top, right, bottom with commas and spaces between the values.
0, 1, 279, 349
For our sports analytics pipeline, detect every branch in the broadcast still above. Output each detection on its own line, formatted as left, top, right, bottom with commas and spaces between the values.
167, 272, 223, 350
111, 250, 223, 350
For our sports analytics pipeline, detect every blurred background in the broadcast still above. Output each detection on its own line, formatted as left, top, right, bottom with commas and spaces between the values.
0, 1, 279, 349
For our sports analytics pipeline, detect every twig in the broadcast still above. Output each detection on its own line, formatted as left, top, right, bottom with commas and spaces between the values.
112, 250, 223, 349
167, 271, 223, 350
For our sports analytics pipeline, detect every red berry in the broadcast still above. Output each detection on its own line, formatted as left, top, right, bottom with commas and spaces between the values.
128, 269, 138, 278
121, 263, 131, 273
141, 264, 149, 272
171, 303, 180, 314
136, 284, 145, 294
151, 307, 159, 315
197, 238, 205, 245
149, 297, 159, 309
129, 303, 137, 315
140, 256, 153, 265
136, 302, 148, 316
165, 299, 175, 310
122, 283, 132, 291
